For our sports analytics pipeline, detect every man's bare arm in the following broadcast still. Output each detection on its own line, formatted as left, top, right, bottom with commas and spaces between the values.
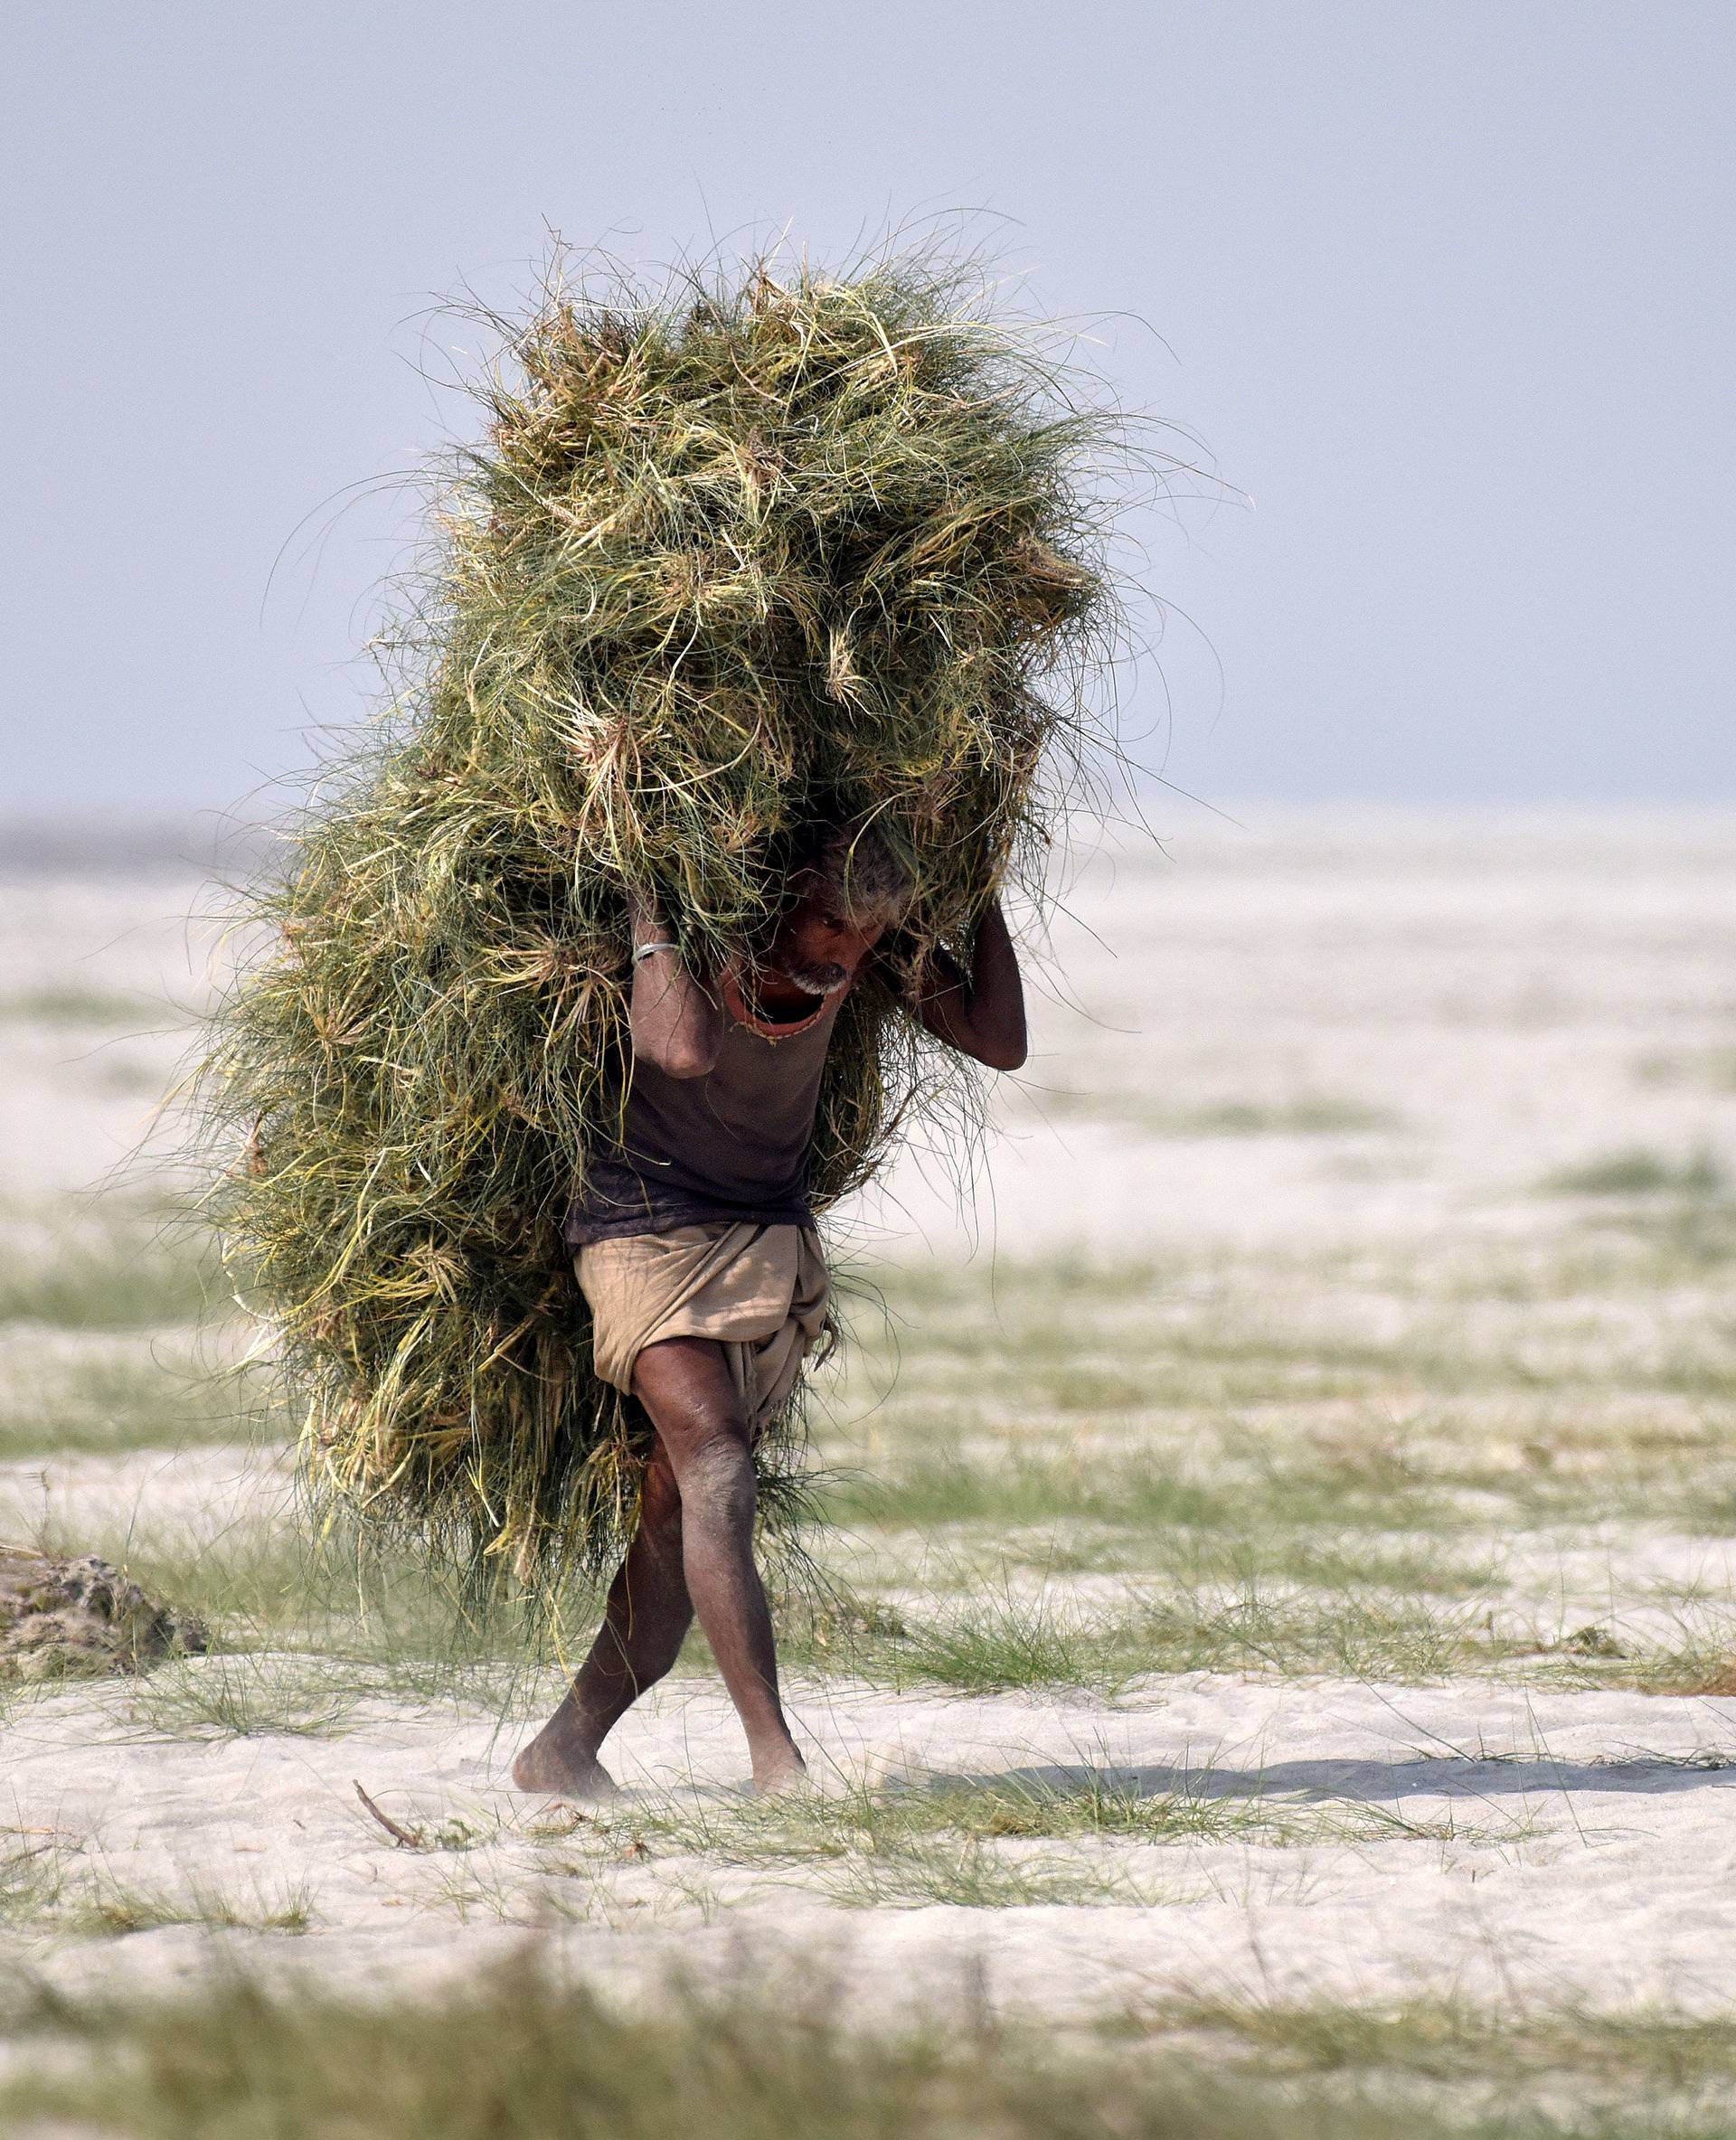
626, 895, 723, 1079
899, 898, 1028, 1071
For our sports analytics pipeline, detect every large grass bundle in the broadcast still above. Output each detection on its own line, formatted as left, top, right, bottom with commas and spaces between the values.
203, 247, 1137, 1585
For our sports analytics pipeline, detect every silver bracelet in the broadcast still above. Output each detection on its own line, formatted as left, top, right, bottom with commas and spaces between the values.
632, 940, 680, 966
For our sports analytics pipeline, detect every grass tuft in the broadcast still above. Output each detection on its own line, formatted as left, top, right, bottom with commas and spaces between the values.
0, 1834, 65, 1928
629, 1768, 1529, 1873
122, 1654, 356, 1741
816, 1834, 1166, 1909
57, 1873, 314, 1939
773, 1582, 1510, 1693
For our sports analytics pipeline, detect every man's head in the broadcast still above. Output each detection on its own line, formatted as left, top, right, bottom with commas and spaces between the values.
765, 820, 915, 997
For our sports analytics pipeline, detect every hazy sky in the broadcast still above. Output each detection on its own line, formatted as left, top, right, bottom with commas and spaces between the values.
5, 2, 1731, 815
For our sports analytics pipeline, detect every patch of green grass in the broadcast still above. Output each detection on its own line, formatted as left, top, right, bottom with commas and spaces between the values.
845, 1437, 1461, 1542
826, 1448, 1222, 1531
1133, 1587, 1509, 1684
0, 1834, 311, 1941
57, 1872, 313, 1939
775, 1583, 1511, 1693
123, 1655, 356, 1741
420, 1852, 611, 1928
816, 1835, 1167, 1909
19, 1512, 590, 1716
823, 1446, 1489, 1589
1543, 1146, 1728, 1199
829, 1254, 1736, 1541
632, 1770, 1527, 1873
1526, 1621, 1736, 1698
866, 1592, 1127, 1692
0, 1352, 259, 1458
1170, 1095, 1400, 1137
844, 1269, 1736, 1419
6, 1960, 1733, 2139
0, 1834, 65, 1927
1595, 1197, 1736, 1275
0, 1222, 221, 1328
767, 1583, 1088, 1690
863, 1584, 1736, 1699
1634, 1047, 1736, 1093
1273, 1536, 1493, 1598
0, 985, 160, 1030
1037, 1089, 1399, 1138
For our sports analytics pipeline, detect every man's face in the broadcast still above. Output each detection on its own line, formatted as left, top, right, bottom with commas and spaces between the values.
764, 873, 888, 997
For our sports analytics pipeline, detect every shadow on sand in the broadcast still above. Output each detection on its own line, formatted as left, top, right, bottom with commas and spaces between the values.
920, 1752, 1736, 1805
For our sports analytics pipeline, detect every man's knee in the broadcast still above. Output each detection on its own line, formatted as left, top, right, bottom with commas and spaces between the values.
658, 1403, 756, 1524
669, 1398, 752, 1473
633, 1340, 757, 1503
639, 1445, 682, 1529
635, 1349, 746, 1448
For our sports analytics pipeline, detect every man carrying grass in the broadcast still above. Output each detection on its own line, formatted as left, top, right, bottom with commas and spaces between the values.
513, 823, 1027, 1797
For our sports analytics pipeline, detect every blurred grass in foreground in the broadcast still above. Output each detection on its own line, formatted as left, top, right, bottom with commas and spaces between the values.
6, 1960, 1736, 2140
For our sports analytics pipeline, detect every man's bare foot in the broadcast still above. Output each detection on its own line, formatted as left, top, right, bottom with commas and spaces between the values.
751, 1747, 808, 1797
511, 1733, 619, 1799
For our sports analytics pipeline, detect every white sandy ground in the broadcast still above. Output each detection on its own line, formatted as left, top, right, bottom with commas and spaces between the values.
5, 1661, 1736, 2025
5, 808, 1736, 2030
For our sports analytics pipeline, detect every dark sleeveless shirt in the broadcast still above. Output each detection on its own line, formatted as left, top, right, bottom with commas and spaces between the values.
562, 992, 844, 1246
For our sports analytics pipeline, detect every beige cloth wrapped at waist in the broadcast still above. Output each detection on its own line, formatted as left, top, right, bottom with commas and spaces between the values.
574, 1221, 830, 1428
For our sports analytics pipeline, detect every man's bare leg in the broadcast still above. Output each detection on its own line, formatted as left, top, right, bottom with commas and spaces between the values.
631, 1335, 807, 1794
512, 1444, 692, 1796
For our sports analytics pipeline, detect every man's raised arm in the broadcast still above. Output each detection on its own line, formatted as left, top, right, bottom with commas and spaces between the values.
626, 894, 723, 1079
900, 898, 1028, 1071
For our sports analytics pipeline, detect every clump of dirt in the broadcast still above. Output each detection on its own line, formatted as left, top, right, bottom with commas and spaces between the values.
0, 1544, 206, 1681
